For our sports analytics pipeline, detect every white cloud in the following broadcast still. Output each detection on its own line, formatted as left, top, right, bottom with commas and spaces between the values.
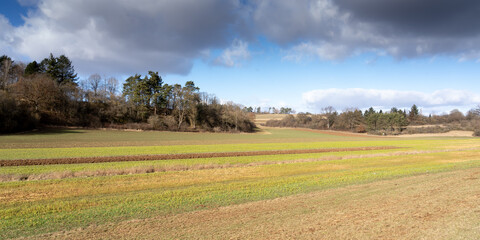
302, 88, 480, 112
214, 39, 250, 67
4, 0, 246, 75
0, 15, 23, 59
0, 15, 13, 44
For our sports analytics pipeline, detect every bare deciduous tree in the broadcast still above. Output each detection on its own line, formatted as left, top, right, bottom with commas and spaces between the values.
106, 77, 118, 97
0, 56, 13, 90
88, 74, 102, 96
321, 106, 337, 129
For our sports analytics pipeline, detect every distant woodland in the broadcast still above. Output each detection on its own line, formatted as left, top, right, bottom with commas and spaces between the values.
265, 105, 480, 136
0, 54, 255, 133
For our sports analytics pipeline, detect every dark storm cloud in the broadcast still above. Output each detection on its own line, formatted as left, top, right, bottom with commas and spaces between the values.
253, 0, 480, 60
69, 1, 238, 53
335, 0, 480, 38
253, 0, 343, 45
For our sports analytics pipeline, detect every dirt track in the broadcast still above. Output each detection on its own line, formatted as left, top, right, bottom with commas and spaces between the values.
0, 146, 397, 167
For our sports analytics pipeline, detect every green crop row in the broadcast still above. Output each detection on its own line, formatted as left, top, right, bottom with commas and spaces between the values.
0, 148, 402, 178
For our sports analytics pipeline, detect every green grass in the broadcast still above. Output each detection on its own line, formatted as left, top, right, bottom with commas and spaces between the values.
0, 140, 393, 160
0, 128, 479, 239
0, 127, 371, 149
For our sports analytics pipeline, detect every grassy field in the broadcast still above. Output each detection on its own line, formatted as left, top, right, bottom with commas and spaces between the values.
1, 127, 479, 239
0, 127, 374, 149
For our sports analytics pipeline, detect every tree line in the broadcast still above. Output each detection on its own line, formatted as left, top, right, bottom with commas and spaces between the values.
265, 104, 480, 135
243, 106, 295, 114
0, 54, 255, 133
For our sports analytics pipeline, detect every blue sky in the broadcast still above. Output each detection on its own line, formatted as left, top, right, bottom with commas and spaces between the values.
0, 1, 30, 26
1, 0, 480, 114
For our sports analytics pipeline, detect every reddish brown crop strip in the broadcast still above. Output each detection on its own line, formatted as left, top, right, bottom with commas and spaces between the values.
0, 146, 398, 167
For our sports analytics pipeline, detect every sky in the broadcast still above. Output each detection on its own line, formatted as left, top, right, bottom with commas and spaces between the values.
1, 0, 480, 114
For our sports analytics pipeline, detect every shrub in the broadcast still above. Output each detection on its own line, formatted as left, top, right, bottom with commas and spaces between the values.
163, 116, 178, 131
403, 126, 449, 134
147, 115, 178, 131
147, 115, 163, 130
474, 129, 480, 137
355, 125, 367, 133
0, 91, 37, 133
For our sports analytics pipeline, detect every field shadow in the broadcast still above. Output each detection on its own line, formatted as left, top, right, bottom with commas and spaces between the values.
3, 128, 85, 136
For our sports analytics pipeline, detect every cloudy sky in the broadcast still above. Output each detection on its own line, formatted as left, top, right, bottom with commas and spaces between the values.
1, 0, 480, 114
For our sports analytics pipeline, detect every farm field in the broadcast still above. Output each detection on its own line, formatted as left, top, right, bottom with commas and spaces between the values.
254, 113, 292, 125
1, 127, 480, 239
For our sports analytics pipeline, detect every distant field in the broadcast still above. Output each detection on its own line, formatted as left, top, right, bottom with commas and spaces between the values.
254, 113, 291, 125
1, 128, 479, 239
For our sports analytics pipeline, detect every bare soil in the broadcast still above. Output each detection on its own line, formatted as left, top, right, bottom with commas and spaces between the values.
0, 146, 397, 167
30, 168, 480, 240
